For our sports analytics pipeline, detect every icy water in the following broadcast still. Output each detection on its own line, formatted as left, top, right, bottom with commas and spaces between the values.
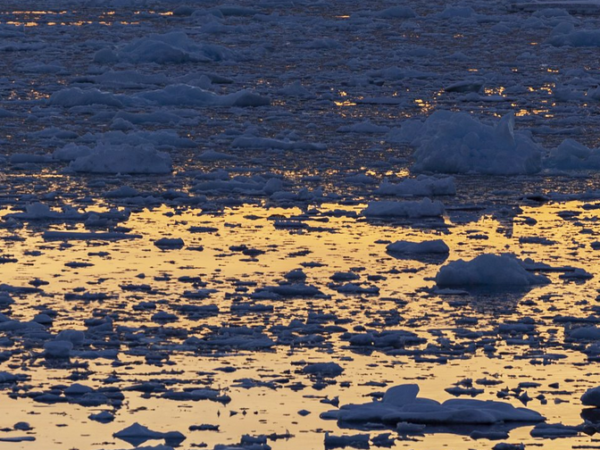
3, 1, 600, 450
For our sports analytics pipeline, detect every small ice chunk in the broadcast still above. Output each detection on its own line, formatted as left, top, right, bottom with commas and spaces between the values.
13, 422, 31, 431
55, 330, 85, 345
303, 362, 344, 377
0, 372, 18, 383
43, 340, 73, 359
114, 422, 163, 441
492, 444, 524, 450
65, 383, 93, 396
324, 433, 370, 449
154, 238, 185, 249
113, 422, 185, 446
386, 240, 449, 254
582, 386, 600, 406
362, 198, 445, 218
89, 410, 115, 423
530, 423, 579, 437
375, 6, 416, 19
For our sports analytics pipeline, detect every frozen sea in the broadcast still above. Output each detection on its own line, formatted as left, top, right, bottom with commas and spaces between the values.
2, 1, 600, 450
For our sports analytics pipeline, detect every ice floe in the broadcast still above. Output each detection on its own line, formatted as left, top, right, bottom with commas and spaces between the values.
322, 384, 544, 427
436, 254, 551, 288
69, 143, 172, 174
404, 112, 543, 175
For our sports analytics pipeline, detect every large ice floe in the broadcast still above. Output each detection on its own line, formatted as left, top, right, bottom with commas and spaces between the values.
400, 111, 543, 175
94, 31, 234, 64
137, 84, 270, 108
435, 254, 551, 288
68, 143, 172, 174
321, 384, 544, 428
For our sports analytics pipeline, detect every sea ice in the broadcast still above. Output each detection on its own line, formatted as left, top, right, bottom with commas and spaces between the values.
581, 386, 600, 407
322, 384, 544, 426
362, 198, 445, 218
545, 139, 600, 170
405, 111, 542, 175
548, 22, 600, 47
94, 31, 233, 64
436, 254, 551, 287
49, 88, 124, 108
69, 143, 172, 174
376, 176, 456, 197
138, 85, 270, 108
386, 240, 450, 254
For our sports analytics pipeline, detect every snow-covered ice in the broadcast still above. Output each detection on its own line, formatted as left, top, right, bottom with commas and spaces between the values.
436, 254, 551, 288
406, 112, 543, 175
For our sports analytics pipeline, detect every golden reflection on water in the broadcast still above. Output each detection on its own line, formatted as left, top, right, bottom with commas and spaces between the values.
8, 10, 66, 14
484, 87, 505, 96
8, 89, 50, 101
0, 199, 599, 448
514, 107, 551, 117
334, 91, 357, 107
334, 100, 356, 107
414, 98, 434, 114
1, 199, 597, 304
392, 168, 411, 178
540, 83, 555, 94
6, 21, 38, 27
0, 9, 141, 27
